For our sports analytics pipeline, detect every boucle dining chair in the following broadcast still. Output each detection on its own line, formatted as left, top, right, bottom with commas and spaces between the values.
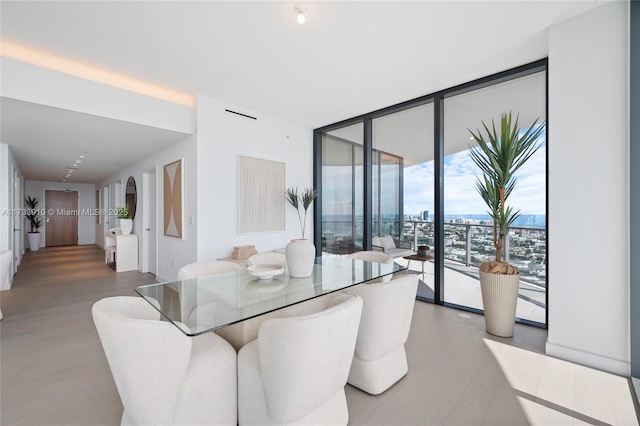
246, 252, 286, 267
346, 274, 419, 394
347, 250, 395, 283
92, 296, 237, 425
238, 293, 363, 426
346, 250, 394, 264
177, 260, 242, 280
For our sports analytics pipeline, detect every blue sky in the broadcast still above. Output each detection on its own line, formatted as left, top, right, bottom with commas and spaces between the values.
323, 134, 546, 217
404, 141, 546, 216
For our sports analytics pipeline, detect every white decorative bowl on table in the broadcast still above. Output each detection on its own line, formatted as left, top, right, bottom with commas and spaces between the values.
247, 264, 284, 280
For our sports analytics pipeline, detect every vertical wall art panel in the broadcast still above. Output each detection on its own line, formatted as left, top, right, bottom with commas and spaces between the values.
163, 159, 183, 239
238, 156, 285, 234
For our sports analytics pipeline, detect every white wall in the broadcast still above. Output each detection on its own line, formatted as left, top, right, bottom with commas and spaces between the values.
24, 180, 97, 247
196, 95, 313, 262
547, 1, 630, 375
1, 58, 193, 134
100, 135, 197, 282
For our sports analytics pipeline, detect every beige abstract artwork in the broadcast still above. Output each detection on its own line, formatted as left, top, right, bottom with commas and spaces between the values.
238, 156, 285, 234
163, 159, 183, 239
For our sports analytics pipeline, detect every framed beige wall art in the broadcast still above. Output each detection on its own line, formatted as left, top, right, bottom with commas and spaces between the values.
163, 158, 183, 239
238, 155, 285, 234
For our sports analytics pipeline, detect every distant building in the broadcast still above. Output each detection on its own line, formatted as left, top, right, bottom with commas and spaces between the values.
422, 210, 429, 221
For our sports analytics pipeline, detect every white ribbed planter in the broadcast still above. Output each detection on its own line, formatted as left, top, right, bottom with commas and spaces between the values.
479, 271, 520, 337
119, 219, 133, 235
285, 239, 315, 278
27, 232, 41, 252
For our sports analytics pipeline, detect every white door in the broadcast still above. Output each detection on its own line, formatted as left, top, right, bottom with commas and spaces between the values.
13, 172, 21, 271
142, 169, 157, 275
103, 186, 110, 245
113, 181, 122, 230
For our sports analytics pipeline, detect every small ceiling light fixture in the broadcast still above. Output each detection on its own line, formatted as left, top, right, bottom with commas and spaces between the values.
294, 3, 307, 24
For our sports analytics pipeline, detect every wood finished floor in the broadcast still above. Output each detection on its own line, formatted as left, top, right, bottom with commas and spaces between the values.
1, 245, 638, 425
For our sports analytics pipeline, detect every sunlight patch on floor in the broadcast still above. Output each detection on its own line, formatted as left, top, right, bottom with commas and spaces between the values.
483, 338, 638, 425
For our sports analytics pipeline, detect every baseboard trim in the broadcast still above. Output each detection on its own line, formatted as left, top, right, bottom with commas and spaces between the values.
546, 341, 630, 376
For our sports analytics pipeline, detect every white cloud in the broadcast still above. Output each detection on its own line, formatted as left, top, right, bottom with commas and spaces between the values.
323, 142, 546, 217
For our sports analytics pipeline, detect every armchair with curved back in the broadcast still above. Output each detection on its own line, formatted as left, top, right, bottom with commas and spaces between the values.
238, 293, 363, 425
177, 260, 242, 280
246, 252, 286, 267
92, 296, 237, 425
346, 274, 419, 394
346, 250, 394, 265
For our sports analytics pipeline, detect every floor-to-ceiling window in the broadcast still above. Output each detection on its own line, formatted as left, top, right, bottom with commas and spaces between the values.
320, 123, 364, 254
443, 71, 547, 325
372, 102, 435, 300
314, 60, 547, 327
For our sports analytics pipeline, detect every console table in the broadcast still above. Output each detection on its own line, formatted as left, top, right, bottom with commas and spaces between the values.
106, 229, 138, 272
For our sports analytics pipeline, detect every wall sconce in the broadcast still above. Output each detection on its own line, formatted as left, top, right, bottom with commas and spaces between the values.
294, 3, 307, 24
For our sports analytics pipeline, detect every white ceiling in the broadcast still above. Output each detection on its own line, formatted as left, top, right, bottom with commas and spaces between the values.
1, 98, 190, 183
0, 1, 606, 183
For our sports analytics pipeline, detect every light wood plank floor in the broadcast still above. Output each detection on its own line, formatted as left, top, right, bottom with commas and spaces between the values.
1, 245, 638, 425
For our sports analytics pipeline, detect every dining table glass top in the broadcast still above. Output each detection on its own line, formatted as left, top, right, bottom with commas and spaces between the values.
135, 257, 406, 336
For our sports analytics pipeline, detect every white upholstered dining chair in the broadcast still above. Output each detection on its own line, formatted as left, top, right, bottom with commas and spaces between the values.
238, 293, 363, 425
346, 274, 419, 394
246, 252, 286, 267
347, 250, 394, 264
92, 296, 237, 425
177, 260, 242, 280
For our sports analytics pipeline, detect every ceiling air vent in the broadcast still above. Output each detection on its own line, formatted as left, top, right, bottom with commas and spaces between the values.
225, 109, 257, 120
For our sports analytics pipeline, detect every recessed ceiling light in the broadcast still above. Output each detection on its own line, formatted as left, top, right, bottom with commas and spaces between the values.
80, 155, 85, 159
74, 159, 83, 164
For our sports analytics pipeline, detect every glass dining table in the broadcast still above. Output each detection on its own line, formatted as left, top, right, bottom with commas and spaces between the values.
135, 257, 406, 348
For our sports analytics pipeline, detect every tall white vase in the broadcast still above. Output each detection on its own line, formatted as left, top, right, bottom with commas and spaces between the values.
479, 271, 520, 337
119, 219, 133, 235
285, 239, 315, 278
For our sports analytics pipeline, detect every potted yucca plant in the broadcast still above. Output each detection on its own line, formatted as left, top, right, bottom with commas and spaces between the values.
468, 112, 544, 337
284, 187, 317, 278
25, 196, 43, 251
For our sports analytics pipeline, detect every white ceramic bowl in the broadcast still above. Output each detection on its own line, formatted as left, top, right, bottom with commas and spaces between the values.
247, 264, 284, 280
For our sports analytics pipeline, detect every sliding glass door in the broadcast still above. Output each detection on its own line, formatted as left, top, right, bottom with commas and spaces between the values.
372, 103, 435, 300
321, 123, 363, 255
443, 71, 547, 324
315, 60, 547, 327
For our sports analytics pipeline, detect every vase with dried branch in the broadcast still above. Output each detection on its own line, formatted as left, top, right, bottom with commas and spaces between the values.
285, 187, 318, 278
